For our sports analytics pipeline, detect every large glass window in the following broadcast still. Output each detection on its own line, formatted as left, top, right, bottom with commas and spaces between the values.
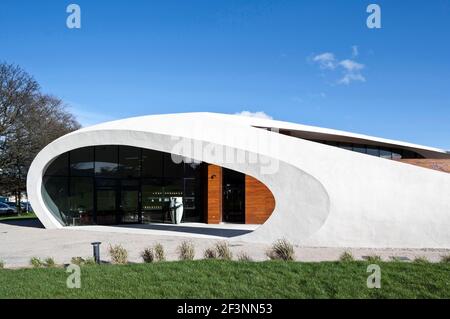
142, 179, 166, 223
70, 147, 94, 176
95, 146, 118, 177
45, 153, 69, 176
367, 147, 380, 157
119, 146, 141, 178
69, 177, 94, 225
163, 153, 184, 178
380, 149, 392, 159
142, 149, 163, 178
43, 145, 205, 226
352, 145, 367, 154
42, 176, 69, 224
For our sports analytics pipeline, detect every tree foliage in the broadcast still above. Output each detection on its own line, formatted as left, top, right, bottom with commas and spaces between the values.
0, 63, 80, 206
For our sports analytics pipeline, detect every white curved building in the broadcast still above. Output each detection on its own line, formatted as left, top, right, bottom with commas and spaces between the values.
27, 113, 450, 248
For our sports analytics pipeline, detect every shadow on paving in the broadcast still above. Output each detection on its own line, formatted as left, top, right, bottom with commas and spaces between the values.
0, 218, 44, 229
115, 223, 254, 238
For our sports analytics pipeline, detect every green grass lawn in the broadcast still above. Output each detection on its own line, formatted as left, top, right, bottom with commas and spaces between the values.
0, 260, 449, 298
0, 212, 36, 222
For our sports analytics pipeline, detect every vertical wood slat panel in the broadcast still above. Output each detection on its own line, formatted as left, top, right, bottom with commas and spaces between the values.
245, 175, 275, 224
205, 164, 222, 224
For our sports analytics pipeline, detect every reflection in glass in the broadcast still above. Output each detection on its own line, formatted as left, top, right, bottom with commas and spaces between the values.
42, 176, 68, 224
46, 153, 69, 176
366, 147, 380, 157
142, 179, 166, 223
380, 149, 392, 159
69, 177, 94, 225
164, 153, 184, 178
119, 146, 140, 178
43, 145, 205, 226
95, 146, 118, 177
96, 189, 117, 225
353, 145, 366, 154
142, 149, 163, 178
70, 147, 94, 176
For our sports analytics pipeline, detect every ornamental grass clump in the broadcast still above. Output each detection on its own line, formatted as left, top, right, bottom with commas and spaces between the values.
44, 257, 57, 268
154, 243, 166, 262
215, 241, 233, 260
203, 247, 217, 259
339, 251, 355, 262
30, 257, 44, 268
108, 244, 128, 264
71, 257, 96, 266
266, 239, 295, 261
365, 255, 382, 263
177, 241, 195, 261
141, 248, 155, 263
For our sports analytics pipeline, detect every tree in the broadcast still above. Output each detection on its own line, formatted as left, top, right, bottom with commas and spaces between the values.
0, 63, 80, 211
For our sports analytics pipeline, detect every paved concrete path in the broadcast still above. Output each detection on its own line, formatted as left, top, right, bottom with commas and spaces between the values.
0, 220, 448, 268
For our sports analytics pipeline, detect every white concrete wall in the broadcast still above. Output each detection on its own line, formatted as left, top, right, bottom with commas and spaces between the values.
27, 113, 450, 248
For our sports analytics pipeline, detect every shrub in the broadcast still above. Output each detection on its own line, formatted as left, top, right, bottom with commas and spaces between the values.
44, 257, 57, 268
177, 241, 195, 261
108, 244, 128, 264
365, 255, 382, 263
30, 257, 44, 268
84, 257, 96, 265
237, 252, 253, 262
0, 260, 4, 269
141, 248, 155, 263
71, 257, 97, 266
203, 247, 217, 259
339, 251, 354, 262
440, 254, 450, 263
266, 239, 295, 261
71, 257, 85, 266
413, 256, 429, 263
215, 241, 233, 260
154, 243, 166, 261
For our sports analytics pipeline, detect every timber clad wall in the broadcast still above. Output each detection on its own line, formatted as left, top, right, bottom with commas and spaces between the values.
204, 165, 275, 224
245, 175, 276, 224
205, 164, 222, 224
397, 159, 450, 173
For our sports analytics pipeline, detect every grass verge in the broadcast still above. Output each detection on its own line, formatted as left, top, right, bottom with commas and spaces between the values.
0, 260, 449, 298
0, 212, 37, 222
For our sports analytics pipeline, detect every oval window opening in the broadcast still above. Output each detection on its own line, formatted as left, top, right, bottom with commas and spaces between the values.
42, 145, 275, 235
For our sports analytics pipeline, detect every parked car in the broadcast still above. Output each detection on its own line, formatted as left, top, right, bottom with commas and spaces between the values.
0, 202, 17, 215
5, 201, 17, 208
20, 202, 33, 212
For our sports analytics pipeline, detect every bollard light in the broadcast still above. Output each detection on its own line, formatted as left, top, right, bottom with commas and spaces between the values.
91, 242, 102, 264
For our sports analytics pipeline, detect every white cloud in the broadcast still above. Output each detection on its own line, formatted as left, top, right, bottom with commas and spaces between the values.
338, 73, 366, 85
235, 111, 273, 120
339, 59, 364, 72
352, 45, 359, 58
312, 52, 336, 70
338, 59, 365, 84
311, 50, 366, 85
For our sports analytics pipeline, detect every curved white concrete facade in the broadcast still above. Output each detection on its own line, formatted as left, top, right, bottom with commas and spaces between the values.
27, 113, 450, 248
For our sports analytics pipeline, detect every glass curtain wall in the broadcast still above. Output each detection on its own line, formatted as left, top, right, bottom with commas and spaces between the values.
42, 146, 203, 226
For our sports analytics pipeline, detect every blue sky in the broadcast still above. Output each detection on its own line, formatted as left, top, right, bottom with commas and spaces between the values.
1, 0, 449, 149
